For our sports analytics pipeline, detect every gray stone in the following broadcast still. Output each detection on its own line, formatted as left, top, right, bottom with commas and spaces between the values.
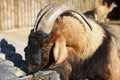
0, 63, 12, 70
0, 69, 18, 80
33, 70, 61, 80
19, 75, 33, 80
0, 57, 4, 63
7, 66, 26, 77
0, 59, 25, 78
0, 53, 5, 60
0, 58, 14, 66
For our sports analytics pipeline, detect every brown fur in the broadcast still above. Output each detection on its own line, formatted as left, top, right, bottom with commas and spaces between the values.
25, 10, 120, 80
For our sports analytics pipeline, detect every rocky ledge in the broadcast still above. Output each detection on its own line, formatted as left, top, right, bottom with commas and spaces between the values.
0, 39, 61, 80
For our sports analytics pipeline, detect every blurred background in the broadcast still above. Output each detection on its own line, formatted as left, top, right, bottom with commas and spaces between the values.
0, 0, 119, 31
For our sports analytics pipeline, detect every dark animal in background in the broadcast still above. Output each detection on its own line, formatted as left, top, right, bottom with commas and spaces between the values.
94, 2, 117, 22
84, 10, 95, 19
24, 3, 120, 80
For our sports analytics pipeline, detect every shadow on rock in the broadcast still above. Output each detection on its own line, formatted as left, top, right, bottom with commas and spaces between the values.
0, 39, 27, 72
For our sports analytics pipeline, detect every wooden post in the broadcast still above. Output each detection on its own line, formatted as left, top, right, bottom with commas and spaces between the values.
14, 0, 19, 28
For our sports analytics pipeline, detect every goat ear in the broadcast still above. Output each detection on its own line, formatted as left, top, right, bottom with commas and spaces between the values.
53, 37, 68, 64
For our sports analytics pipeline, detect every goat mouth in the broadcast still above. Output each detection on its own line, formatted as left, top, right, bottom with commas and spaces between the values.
27, 62, 53, 73
27, 66, 40, 74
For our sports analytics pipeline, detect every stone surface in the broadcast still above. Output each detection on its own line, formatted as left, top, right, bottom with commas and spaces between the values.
0, 57, 27, 80
0, 63, 18, 80
0, 58, 14, 66
7, 66, 26, 77
0, 69, 18, 80
33, 70, 61, 80
19, 75, 33, 80
0, 53, 61, 80
0, 52, 5, 60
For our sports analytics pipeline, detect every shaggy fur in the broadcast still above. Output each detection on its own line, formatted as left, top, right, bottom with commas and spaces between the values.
25, 5, 120, 80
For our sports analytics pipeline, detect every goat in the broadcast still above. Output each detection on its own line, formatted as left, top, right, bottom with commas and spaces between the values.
94, 2, 117, 22
24, 3, 120, 80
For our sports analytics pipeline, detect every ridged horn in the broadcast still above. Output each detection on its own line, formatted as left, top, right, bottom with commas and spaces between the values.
34, 3, 59, 32
34, 3, 92, 33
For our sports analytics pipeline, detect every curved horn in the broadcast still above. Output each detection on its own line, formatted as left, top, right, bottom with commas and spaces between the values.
34, 3, 59, 32
34, 3, 92, 33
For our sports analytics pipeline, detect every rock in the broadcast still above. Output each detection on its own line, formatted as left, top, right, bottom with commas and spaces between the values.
7, 66, 26, 77
0, 53, 5, 60
0, 65, 18, 80
19, 75, 33, 80
33, 70, 61, 80
0, 70, 18, 80
0, 58, 14, 66
0, 57, 26, 79
19, 70, 61, 80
